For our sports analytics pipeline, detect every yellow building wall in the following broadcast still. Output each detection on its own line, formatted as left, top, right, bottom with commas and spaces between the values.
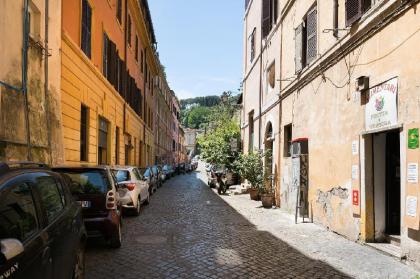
61, 32, 145, 166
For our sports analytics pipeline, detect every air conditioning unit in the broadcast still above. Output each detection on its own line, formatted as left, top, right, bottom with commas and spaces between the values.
290, 138, 308, 157
356, 76, 369, 92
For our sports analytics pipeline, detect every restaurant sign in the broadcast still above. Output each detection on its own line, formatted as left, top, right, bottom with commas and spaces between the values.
365, 78, 398, 131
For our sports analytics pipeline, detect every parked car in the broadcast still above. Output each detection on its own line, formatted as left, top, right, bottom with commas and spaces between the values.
185, 163, 192, 173
157, 165, 166, 184
152, 166, 163, 188
140, 167, 157, 195
53, 166, 124, 248
112, 166, 150, 216
176, 163, 186, 175
0, 162, 87, 279
162, 165, 173, 179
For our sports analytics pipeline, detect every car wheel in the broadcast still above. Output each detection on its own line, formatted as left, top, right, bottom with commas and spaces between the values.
72, 244, 85, 279
109, 221, 122, 248
144, 193, 150, 205
134, 196, 141, 216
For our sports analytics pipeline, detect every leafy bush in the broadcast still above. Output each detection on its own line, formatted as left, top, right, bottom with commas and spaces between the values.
234, 152, 264, 190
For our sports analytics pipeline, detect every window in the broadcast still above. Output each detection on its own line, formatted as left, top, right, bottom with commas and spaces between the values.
116, 0, 122, 23
248, 111, 254, 152
81, 0, 92, 58
262, 0, 278, 38
115, 126, 120, 164
249, 28, 256, 62
0, 183, 38, 241
295, 5, 317, 73
113, 170, 130, 182
267, 62, 275, 89
98, 117, 109, 165
127, 15, 132, 47
36, 176, 64, 223
333, 0, 339, 37
284, 124, 292, 157
80, 105, 89, 162
28, 1, 41, 40
135, 35, 139, 61
346, 0, 372, 26
57, 170, 109, 194
103, 33, 109, 78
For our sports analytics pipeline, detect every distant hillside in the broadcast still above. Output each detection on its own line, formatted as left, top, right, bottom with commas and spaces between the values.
180, 96, 220, 110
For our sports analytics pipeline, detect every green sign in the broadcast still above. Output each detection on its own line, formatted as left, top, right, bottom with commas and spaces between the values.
408, 128, 419, 149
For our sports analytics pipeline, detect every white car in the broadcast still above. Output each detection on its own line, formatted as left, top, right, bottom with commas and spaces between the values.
112, 166, 150, 216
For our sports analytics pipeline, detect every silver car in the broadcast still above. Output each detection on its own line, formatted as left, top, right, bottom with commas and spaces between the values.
113, 166, 150, 216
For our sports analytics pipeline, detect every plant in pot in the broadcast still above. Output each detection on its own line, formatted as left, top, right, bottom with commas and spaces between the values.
260, 150, 274, 208
234, 151, 264, 201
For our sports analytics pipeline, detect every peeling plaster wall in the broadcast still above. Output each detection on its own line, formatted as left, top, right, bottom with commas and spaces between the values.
277, 0, 420, 263
0, 0, 63, 164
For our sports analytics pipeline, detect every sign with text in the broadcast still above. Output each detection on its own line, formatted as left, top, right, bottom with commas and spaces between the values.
407, 163, 419, 184
365, 78, 398, 131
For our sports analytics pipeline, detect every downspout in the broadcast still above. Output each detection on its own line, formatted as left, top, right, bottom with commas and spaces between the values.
44, 0, 53, 164
258, 30, 263, 151
123, 0, 128, 134
276, 17, 284, 208
22, 0, 31, 161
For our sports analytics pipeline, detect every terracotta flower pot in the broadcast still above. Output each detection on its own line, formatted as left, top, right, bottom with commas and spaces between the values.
261, 193, 274, 208
249, 188, 260, 201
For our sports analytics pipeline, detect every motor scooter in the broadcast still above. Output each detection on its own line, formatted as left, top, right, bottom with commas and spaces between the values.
215, 170, 228, 195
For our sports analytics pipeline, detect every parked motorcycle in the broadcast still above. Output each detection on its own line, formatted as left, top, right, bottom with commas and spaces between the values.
215, 170, 228, 195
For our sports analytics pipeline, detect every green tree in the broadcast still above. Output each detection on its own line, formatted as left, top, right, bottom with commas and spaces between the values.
197, 92, 241, 168
187, 106, 211, 129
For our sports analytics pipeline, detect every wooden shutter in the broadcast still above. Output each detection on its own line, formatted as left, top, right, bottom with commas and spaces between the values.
295, 24, 303, 73
262, 0, 271, 38
109, 42, 116, 88
306, 6, 317, 64
345, 0, 362, 27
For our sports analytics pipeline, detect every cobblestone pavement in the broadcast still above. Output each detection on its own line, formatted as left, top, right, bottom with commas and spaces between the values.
85, 165, 419, 279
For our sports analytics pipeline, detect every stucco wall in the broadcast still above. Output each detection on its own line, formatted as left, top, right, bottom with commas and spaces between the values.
0, 0, 63, 165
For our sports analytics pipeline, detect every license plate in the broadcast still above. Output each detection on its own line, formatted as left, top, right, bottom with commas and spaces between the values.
80, 201, 91, 208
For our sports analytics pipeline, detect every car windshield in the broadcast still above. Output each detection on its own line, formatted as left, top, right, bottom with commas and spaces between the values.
113, 170, 130, 182
56, 169, 109, 194
163, 165, 169, 171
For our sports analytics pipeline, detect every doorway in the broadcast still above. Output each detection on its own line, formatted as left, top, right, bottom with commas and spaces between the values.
372, 130, 401, 240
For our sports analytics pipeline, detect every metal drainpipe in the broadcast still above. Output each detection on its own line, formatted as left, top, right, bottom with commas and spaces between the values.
22, 0, 31, 161
123, 0, 128, 134
44, 0, 52, 164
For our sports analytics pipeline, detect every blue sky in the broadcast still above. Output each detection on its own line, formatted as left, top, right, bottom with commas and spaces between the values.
148, 1, 243, 100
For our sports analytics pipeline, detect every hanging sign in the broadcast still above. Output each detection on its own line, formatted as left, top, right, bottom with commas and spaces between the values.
365, 78, 398, 131
408, 128, 419, 149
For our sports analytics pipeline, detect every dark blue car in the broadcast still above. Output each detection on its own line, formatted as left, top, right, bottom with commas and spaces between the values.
0, 162, 87, 279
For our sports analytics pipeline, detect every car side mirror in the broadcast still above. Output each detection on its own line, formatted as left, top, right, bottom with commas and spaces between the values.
0, 239, 24, 263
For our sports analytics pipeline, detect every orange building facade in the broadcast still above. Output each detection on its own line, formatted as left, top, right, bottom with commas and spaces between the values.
61, 0, 159, 167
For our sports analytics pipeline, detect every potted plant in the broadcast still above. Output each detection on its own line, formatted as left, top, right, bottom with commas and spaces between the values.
260, 149, 274, 208
234, 151, 264, 201
259, 179, 274, 208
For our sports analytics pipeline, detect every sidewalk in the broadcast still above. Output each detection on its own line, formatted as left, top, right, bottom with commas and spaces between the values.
199, 176, 419, 278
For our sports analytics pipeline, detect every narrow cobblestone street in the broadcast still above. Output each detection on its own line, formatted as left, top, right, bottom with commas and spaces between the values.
85, 166, 419, 279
